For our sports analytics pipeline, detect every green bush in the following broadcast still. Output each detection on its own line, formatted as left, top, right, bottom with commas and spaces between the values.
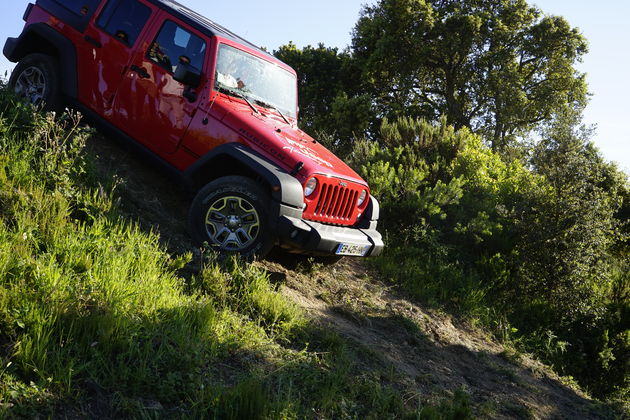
350, 116, 629, 400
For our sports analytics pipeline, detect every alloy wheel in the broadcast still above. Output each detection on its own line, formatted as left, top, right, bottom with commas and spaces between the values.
205, 196, 261, 251
14, 66, 47, 106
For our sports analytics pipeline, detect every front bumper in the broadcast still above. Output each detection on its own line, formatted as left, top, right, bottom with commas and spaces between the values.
276, 215, 384, 257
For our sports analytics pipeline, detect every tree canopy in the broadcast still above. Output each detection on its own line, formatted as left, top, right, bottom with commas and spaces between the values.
346, 0, 589, 150
274, 43, 373, 153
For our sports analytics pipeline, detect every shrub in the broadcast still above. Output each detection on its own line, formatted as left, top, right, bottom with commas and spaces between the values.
350, 116, 629, 399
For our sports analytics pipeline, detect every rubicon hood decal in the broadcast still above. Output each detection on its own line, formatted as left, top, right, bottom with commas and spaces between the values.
281, 137, 333, 169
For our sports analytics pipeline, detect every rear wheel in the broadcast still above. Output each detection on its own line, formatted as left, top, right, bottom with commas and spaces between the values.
188, 176, 274, 259
8, 53, 61, 111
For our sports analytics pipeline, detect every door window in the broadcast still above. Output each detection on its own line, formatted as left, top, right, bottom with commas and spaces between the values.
96, 0, 152, 46
50, 0, 101, 16
147, 21, 206, 73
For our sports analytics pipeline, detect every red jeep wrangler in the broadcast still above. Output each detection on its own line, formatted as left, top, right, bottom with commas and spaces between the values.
4, 0, 383, 259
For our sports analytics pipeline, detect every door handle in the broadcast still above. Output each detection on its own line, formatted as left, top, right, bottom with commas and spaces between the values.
130, 64, 150, 79
84, 35, 102, 48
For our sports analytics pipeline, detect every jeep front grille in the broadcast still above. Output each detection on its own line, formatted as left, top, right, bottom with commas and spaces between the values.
314, 183, 358, 221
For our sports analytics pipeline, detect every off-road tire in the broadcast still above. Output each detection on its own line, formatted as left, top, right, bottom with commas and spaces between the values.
8, 53, 61, 112
189, 176, 274, 259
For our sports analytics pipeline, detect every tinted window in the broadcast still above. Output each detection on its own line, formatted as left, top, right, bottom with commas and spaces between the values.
97, 0, 151, 46
52, 0, 100, 17
148, 21, 206, 73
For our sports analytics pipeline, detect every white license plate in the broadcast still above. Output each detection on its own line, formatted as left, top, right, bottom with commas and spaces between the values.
336, 243, 370, 256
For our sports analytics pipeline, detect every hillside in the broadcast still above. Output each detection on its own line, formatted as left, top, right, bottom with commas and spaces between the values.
0, 91, 624, 418
84, 118, 621, 418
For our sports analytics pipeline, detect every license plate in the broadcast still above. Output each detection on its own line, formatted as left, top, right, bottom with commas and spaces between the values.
336, 243, 370, 256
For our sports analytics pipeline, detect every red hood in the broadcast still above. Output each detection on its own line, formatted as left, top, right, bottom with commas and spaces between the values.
215, 96, 367, 186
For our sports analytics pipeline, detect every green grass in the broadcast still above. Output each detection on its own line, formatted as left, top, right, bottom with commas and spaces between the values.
0, 87, 473, 418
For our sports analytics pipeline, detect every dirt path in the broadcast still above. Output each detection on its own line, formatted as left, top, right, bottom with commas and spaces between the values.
86, 133, 614, 419
262, 258, 611, 419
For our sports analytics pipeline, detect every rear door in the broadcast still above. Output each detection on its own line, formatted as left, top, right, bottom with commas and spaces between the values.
77, 0, 157, 116
110, 13, 209, 155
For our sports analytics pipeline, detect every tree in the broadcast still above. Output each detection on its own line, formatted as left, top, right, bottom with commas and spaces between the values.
352, 0, 589, 151
274, 43, 373, 153
519, 111, 628, 320
517, 112, 629, 397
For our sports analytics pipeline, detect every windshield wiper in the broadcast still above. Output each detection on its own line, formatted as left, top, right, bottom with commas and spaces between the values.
254, 99, 291, 125
217, 85, 260, 115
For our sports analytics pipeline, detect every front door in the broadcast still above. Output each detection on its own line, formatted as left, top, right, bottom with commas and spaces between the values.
111, 14, 208, 155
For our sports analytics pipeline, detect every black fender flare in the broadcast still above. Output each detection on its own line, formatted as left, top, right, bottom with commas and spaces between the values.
358, 196, 381, 230
183, 143, 305, 214
3, 23, 78, 98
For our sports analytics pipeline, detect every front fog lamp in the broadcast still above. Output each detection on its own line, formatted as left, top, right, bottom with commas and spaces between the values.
304, 177, 317, 197
357, 190, 368, 206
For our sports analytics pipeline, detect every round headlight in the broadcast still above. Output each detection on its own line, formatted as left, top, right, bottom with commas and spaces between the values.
304, 177, 317, 197
357, 190, 368, 206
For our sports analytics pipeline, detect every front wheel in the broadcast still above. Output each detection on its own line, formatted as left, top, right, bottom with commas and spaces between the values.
8, 53, 61, 111
188, 176, 274, 259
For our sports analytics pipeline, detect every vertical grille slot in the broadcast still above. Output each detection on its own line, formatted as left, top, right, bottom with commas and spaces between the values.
343, 190, 357, 219
327, 185, 336, 214
315, 184, 329, 215
324, 185, 337, 216
314, 181, 358, 222
334, 188, 349, 217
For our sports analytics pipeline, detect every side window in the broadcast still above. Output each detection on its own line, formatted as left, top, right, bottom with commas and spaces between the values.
147, 21, 206, 73
96, 0, 151, 46
51, 0, 100, 17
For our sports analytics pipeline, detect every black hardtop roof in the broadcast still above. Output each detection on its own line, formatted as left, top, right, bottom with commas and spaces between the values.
149, 0, 271, 57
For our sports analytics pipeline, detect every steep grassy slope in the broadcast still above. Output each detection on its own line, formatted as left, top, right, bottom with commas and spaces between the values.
0, 87, 623, 419
0, 89, 473, 418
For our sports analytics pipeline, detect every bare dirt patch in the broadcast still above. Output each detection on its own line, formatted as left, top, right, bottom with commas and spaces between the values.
261, 258, 612, 419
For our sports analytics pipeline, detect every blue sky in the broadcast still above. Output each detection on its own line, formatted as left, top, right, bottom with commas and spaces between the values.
1, 0, 627, 174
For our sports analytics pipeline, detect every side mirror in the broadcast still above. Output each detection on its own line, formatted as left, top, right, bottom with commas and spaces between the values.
174, 61, 202, 88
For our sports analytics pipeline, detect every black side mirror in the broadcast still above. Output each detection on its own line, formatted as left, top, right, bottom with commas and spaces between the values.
174, 61, 202, 88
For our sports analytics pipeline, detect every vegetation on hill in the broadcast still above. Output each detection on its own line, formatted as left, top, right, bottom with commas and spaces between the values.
348, 115, 628, 401
0, 88, 477, 418
0, 0, 627, 416
276, 0, 629, 403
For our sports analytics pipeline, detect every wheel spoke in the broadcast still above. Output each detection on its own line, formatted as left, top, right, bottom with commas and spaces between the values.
14, 80, 26, 94
227, 198, 239, 214
213, 227, 231, 244
235, 228, 253, 244
206, 210, 226, 224
219, 231, 244, 249
27, 70, 38, 85
240, 211, 258, 225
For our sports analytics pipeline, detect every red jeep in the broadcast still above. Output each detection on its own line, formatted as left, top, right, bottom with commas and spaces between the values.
4, 0, 383, 259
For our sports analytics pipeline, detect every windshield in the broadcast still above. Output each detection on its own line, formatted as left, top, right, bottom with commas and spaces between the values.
215, 44, 297, 118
